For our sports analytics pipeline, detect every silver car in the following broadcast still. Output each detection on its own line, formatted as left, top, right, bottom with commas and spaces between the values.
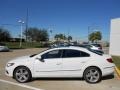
0, 43, 9, 52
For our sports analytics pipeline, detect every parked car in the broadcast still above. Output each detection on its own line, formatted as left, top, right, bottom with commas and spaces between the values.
0, 43, 9, 52
90, 43, 102, 50
77, 44, 104, 54
50, 42, 69, 48
5, 46, 115, 83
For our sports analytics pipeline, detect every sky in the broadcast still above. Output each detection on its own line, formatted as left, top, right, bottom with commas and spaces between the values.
0, 0, 120, 41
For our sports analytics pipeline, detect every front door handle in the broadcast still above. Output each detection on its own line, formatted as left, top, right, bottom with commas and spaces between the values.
56, 63, 61, 65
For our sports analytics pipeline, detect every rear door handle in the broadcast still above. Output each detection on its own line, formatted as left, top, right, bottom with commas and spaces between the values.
81, 61, 86, 63
56, 63, 62, 65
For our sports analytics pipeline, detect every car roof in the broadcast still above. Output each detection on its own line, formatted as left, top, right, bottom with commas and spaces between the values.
50, 46, 89, 52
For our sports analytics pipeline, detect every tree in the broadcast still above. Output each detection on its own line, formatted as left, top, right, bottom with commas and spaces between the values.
68, 35, 72, 42
54, 34, 66, 41
0, 28, 11, 42
40, 29, 49, 41
23, 27, 49, 42
89, 31, 102, 43
54, 34, 59, 41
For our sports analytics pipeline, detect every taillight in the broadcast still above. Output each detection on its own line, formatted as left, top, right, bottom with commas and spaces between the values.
107, 58, 113, 63
99, 46, 102, 50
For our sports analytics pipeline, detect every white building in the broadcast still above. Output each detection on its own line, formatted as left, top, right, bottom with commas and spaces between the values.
110, 18, 120, 56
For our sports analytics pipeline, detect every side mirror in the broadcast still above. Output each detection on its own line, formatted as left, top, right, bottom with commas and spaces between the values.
36, 56, 45, 62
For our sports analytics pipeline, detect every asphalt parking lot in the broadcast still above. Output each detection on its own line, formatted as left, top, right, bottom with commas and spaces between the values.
0, 48, 120, 90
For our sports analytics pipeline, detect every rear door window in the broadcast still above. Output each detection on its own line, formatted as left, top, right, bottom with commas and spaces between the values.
62, 49, 90, 58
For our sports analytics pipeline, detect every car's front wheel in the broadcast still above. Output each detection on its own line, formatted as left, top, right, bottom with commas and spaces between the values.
83, 67, 101, 84
13, 66, 31, 83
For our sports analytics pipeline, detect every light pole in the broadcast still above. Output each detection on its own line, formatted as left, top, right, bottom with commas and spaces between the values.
50, 29, 52, 41
18, 20, 24, 48
88, 26, 91, 43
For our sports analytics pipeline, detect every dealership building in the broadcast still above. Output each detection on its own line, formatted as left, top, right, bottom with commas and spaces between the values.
110, 18, 120, 56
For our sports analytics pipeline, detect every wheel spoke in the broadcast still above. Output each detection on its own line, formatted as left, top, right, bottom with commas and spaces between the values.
93, 71, 98, 75
22, 75, 27, 80
93, 75, 98, 80
16, 72, 21, 76
90, 76, 93, 81
23, 71, 28, 75
86, 73, 91, 77
19, 76, 23, 80
19, 69, 24, 74
89, 70, 93, 75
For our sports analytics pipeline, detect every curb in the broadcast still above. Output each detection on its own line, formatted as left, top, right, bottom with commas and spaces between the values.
115, 66, 120, 79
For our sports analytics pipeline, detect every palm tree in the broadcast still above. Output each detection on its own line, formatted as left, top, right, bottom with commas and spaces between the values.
68, 36, 72, 42
89, 31, 102, 43
54, 34, 67, 41
54, 34, 59, 41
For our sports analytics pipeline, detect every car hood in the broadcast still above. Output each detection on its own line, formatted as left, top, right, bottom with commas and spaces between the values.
8, 55, 30, 63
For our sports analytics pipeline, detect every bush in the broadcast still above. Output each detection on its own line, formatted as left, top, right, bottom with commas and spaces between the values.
112, 56, 120, 69
5, 42, 49, 49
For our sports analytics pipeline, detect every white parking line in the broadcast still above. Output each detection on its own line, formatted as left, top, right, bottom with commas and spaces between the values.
0, 79, 44, 90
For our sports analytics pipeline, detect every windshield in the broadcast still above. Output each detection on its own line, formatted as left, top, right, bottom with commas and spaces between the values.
29, 48, 49, 57
30, 54, 37, 57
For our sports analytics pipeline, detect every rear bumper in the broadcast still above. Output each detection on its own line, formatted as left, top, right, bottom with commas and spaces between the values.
102, 66, 115, 76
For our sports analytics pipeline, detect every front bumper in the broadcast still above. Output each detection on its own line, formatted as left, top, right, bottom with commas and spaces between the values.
5, 66, 14, 77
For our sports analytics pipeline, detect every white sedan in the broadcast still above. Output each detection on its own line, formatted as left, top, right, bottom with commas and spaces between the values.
5, 46, 115, 83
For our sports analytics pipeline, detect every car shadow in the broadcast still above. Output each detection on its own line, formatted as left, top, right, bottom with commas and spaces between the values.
0, 49, 12, 52
32, 75, 114, 82
32, 77, 84, 81
102, 74, 114, 81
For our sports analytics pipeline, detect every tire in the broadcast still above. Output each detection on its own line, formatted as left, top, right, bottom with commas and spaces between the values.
13, 66, 32, 83
83, 67, 101, 84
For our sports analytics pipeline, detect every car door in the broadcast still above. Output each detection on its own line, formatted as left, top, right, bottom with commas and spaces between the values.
34, 49, 63, 77
62, 49, 90, 76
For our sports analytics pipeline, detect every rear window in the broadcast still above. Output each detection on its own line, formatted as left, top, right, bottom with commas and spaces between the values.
88, 48, 103, 56
30, 48, 50, 57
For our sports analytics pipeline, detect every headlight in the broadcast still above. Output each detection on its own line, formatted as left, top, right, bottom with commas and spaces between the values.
7, 63, 14, 67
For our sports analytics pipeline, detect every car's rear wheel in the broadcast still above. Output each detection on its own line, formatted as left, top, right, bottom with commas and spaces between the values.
83, 67, 101, 84
13, 66, 31, 83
